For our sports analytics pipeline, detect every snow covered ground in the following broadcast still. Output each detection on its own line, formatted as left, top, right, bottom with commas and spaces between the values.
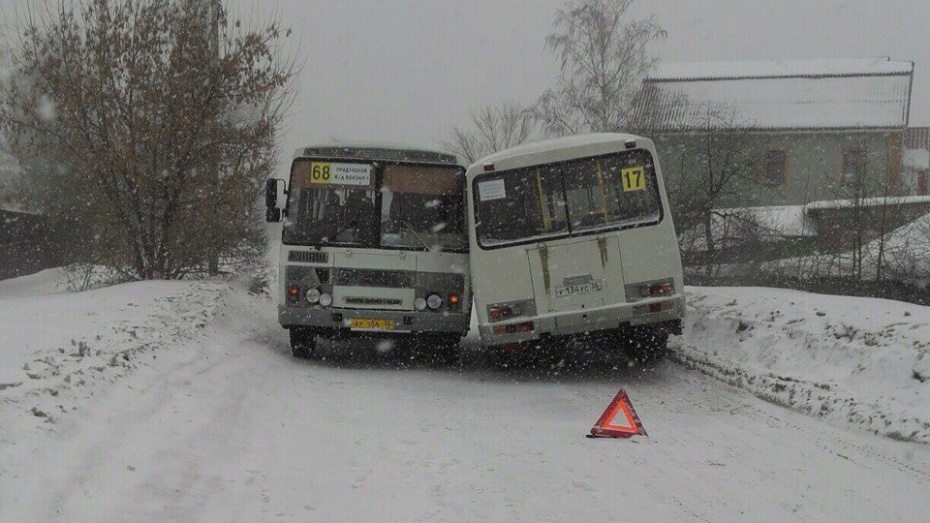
1, 270, 928, 522
679, 287, 930, 444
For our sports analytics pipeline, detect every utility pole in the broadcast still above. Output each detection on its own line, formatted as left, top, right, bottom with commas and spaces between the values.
201, 0, 223, 275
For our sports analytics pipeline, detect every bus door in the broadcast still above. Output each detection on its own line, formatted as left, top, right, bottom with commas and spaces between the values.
526, 236, 625, 315
525, 158, 628, 329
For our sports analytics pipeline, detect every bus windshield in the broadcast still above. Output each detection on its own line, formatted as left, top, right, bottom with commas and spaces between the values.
283, 160, 467, 250
474, 149, 661, 247
380, 164, 466, 250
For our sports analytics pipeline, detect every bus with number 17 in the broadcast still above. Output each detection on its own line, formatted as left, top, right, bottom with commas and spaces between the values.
465, 133, 685, 363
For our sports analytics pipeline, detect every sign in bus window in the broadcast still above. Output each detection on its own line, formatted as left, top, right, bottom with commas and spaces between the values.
621, 167, 646, 192
478, 179, 507, 201
309, 162, 372, 186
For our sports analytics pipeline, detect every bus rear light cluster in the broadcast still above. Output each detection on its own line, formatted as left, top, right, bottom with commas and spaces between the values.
649, 301, 675, 314
489, 306, 514, 320
639, 281, 674, 298
493, 321, 535, 335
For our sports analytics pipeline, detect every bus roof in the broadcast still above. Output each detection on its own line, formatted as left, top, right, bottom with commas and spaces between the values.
294, 142, 466, 167
469, 133, 651, 177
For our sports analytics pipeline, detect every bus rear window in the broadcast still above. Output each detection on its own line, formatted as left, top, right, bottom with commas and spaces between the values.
474, 150, 661, 247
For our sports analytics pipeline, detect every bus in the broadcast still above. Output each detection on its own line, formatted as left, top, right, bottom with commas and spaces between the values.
266, 143, 472, 360
466, 133, 684, 362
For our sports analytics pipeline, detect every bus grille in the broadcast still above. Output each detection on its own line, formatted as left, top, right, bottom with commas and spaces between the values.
288, 251, 329, 264
285, 266, 320, 285
333, 269, 414, 288
301, 147, 457, 165
344, 297, 404, 306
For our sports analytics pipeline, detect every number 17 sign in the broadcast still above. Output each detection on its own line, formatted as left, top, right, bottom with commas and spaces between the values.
621, 167, 646, 192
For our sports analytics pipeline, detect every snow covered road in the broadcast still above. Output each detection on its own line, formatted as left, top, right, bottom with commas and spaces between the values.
1, 275, 928, 522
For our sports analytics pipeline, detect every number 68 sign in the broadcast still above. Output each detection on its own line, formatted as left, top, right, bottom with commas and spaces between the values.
621, 167, 646, 192
309, 162, 373, 186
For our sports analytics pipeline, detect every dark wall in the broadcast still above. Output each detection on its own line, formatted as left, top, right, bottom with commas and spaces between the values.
0, 210, 60, 280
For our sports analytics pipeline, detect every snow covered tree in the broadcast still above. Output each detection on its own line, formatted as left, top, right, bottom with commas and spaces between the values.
0, 0, 293, 281
537, 0, 666, 136
443, 103, 539, 164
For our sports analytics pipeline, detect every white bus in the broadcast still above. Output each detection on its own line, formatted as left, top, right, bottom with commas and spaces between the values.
266, 144, 472, 360
466, 133, 684, 362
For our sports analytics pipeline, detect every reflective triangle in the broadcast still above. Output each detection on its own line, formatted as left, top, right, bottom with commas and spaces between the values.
589, 389, 647, 438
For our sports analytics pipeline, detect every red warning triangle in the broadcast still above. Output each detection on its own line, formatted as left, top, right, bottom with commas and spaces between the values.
589, 389, 647, 439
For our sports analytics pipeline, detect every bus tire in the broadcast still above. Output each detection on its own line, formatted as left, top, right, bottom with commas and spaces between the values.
419, 334, 461, 366
625, 328, 668, 365
289, 327, 317, 359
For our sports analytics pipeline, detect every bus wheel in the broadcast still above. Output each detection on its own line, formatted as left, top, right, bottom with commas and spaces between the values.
625, 328, 668, 366
289, 327, 317, 359
488, 343, 524, 369
419, 334, 461, 366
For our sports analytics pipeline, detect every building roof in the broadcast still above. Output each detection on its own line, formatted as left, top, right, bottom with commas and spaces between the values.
642, 57, 914, 131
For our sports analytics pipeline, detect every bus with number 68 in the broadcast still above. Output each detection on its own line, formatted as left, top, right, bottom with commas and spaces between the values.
465, 133, 684, 362
266, 144, 472, 361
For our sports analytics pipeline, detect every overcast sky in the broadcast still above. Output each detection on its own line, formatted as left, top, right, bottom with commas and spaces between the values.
3, 0, 929, 176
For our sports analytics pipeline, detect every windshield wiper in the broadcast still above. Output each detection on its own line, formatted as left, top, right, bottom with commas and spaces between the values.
401, 220, 435, 251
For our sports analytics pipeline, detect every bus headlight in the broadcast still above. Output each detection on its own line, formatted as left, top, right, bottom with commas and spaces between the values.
415, 297, 428, 311
306, 288, 322, 304
319, 293, 333, 307
426, 293, 443, 310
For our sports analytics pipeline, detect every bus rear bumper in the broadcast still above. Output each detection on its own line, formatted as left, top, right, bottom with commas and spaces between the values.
279, 305, 471, 336
478, 296, 684, 347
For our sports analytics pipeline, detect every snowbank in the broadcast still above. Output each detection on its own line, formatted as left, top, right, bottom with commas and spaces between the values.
0, 271, 234, 425
675, 286, 930, 444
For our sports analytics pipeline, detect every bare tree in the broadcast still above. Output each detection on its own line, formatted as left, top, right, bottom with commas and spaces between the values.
444, 103, 538, 164
1, 0, 294, 281
537, 0, 666, 136
664, 105, 759, 279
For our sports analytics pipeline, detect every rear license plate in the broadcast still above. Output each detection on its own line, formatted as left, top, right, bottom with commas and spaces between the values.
555, 280, 604, 298
349, 318, 395, 331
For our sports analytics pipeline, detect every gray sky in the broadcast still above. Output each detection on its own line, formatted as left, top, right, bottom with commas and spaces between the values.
3, 0, 929, 177
275, 0, 930, 171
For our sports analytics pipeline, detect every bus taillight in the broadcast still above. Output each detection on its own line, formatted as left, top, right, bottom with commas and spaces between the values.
650, 282, 673, 296
493, 321, 534, 335
489, 306, 513, 320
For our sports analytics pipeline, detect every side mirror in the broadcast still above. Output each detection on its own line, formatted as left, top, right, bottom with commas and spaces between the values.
265, 178, 281, 209
266, 207, 282, 223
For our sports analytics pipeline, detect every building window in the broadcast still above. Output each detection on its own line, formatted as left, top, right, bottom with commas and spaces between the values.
841, 150, 866, 187
762, 150, 787, 186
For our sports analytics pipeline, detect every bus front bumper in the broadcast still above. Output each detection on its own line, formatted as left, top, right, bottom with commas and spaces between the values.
279, 305, 471, 335
478, 296, 685, 346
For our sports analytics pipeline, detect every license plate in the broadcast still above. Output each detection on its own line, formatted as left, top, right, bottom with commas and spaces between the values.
349, 318, 395, 331
555, 280, 604, 298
